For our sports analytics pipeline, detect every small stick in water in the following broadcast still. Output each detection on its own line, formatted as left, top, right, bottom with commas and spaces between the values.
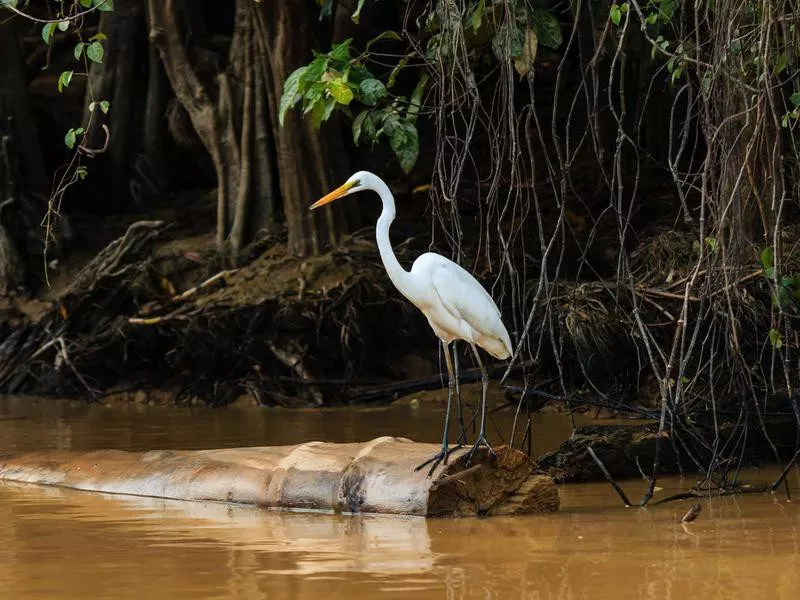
587, 445, 632, 507
771, 448, 800, 496
681, 503, 702, 523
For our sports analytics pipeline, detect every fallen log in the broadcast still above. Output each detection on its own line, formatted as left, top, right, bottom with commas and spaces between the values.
0, 437, 559, 517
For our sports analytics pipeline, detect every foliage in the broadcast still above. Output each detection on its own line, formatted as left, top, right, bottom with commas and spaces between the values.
1, 0, 113, 273
280, 36, 424, 173
281, 0, 565, 173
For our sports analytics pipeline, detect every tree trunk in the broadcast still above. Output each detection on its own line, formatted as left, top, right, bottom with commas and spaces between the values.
260, 1, 359, 257
0, 20, 48, 197
147, 0, 285, 261
82, 0, 147, 212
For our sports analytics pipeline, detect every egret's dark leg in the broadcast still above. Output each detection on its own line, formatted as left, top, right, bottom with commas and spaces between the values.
465, 344, 497, 465
453, 342, 468, 445
415, 340, 462, 477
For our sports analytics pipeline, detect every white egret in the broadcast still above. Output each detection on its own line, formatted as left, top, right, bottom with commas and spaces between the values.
310, 171, 513, 475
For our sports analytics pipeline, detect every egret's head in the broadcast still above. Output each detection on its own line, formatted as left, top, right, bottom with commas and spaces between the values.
310, 171, 375, 210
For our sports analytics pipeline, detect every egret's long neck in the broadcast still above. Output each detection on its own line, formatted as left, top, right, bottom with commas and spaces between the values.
373, 180, 415, 300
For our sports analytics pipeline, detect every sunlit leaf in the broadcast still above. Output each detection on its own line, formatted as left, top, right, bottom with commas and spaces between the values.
329, 39, 352, 62
328, 79, 354, 105
42, 22, 56, 44
610, 4, 621, 26
57, 70, 73, 93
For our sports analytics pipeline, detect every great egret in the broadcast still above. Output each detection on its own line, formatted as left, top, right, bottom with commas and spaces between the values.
310, 171, 513, 475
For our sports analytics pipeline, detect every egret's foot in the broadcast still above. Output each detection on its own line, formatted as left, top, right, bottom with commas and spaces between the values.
415, 444, 463, 478
465, 436, 497, 465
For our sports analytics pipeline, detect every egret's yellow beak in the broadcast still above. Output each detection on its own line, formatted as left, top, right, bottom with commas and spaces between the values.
310, 180, 358, 210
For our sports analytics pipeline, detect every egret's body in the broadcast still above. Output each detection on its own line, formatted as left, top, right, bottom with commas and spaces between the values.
405, 253, 511, 359
311, 171, 513, 473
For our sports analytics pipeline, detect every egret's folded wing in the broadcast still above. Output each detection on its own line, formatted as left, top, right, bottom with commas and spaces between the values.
430, 264, 501, 338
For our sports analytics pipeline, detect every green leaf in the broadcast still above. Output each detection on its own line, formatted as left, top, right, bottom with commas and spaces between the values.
42, 23, 56, 45
387, 54, 411, 89
89, 100, 110, 114
309, 96, 337, 129
471, 0, 485, 32
304, 56, 327, 83
1, 0, 20, 8
366, 30, 402, 52
386, 118, 419, 173
359, 79, 387, 105
704, 237, 718, 252
76, 166, 88, 180
774, 52, 788, 75
352, 110, 370, 144
79, 0, 92, 7
74, 42, 86, 60
303, 82, 327, 112
328, 79, 354, 105
769, 328, 783, 349
492, 24, 525, 61
94, 0, 114, 11
760, 246, 774, 275
352, 0, 366, 24
86, 41, 104, 63
65, 128, 77, 149
362, 108, 386, 140
89, 32, 107, 42
530, 9, 562, 49
57, 20, 70, 32
610, 4, 621, 26
407, 74, 428, 123
329, 39, 352, 62
57, 70, 73, 93
791, 92, 800, 108
279, 66, 308, 126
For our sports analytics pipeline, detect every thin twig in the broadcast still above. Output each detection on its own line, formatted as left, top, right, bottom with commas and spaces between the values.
587, 445, 633, 507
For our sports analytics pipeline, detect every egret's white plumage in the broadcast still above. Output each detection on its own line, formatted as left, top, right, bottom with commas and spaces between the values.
311, 171, 513, 473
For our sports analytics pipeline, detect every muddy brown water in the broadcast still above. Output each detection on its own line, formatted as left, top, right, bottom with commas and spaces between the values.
0, 395, 799, 599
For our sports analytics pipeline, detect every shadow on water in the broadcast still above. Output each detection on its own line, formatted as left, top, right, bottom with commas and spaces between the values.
1, 395, 799, 599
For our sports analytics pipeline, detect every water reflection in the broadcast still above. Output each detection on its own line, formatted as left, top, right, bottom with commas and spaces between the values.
0, 396, 799, 599
0, 476, 799, 600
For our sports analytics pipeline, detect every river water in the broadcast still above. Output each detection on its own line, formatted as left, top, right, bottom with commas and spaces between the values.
0, 395, 798, 599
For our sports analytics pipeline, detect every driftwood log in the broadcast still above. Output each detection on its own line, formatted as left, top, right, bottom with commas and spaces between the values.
0, 437, 559, 517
